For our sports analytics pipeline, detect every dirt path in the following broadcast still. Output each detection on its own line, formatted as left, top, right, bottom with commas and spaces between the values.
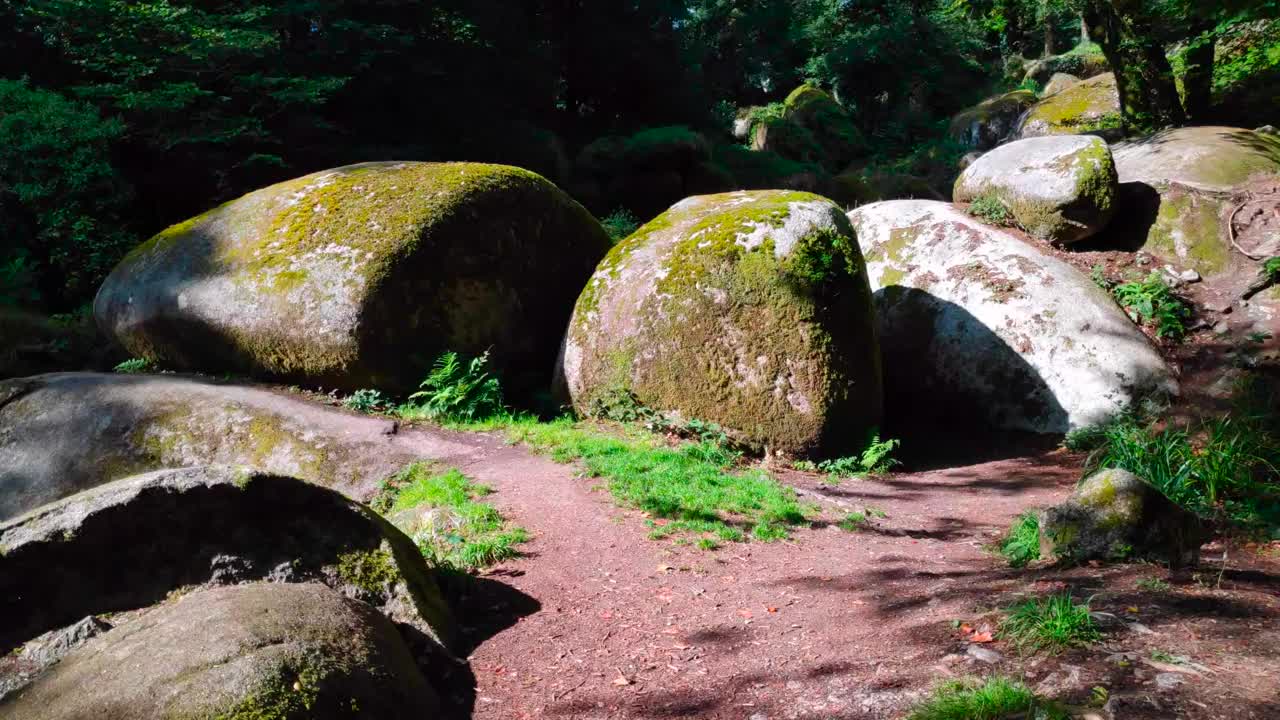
414, 431, 1280, 720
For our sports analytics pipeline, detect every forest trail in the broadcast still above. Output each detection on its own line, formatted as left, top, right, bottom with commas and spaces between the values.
417, 430, 1280, 719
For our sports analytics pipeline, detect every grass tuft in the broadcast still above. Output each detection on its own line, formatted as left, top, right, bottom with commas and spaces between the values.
1001, 593, 1101, 654
967, 194, 1012, 226
1112, 272, 1191, 341
999, 512, 1042, 568
374, 464, 528, 572
502, 416, 809, 545
905, 676, 1068, 720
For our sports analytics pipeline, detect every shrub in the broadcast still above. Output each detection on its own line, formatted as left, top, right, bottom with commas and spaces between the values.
1112, 272, 1191, 341
1001, 593, 1101, 654
999, 512, 1042, 568
400, 351, 504, 423
967, 194, 1012, 226
905, 677, 1068, 720
0, 253, 40, 307
343, 389, 389, 413
601, 208, 640, 243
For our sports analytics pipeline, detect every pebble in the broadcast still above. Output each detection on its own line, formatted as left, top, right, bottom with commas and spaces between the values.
1155, 672, 1186, 690
966, 645, 1003, 664
1127, 622, 1155, 635
1213, 322, 1231, 335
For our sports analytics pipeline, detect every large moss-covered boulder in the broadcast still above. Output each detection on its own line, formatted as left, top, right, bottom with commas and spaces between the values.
1039, 468, 1205, 566
1112, 126, 1280, 276
0, 465, 454, 654
752, 85, 865, 173
848, 200, 1175, 434
1041, 72, 1081, 97
1016, 73, 1121, 139
558, 191, 883, 457
0, 372, 477, 520
0, 583, 439, 719
94, 162, 611, 393
1023, 49, 1109, 85
948, 90, 1037, 151
954, 135, 1118, 244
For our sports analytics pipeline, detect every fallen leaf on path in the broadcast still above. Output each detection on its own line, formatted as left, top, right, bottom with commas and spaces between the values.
969, 631, 994, 643
767, 607, 779, 613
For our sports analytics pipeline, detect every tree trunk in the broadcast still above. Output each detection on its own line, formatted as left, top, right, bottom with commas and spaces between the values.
1042, 0, 1055, 57
1083, 1, 1185, 133
1080, 15, 1090, 45
1181, 24, 1216, 123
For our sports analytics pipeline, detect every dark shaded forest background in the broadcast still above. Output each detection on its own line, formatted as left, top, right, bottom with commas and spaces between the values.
1, 0, 1277, 313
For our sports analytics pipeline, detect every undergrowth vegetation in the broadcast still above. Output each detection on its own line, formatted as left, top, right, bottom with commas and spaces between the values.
1111, 272, 1191, 341
399, 351, 504, 423
966, 194, 1012, 226
343, 388, 390, 413
503, 416, 810, 546
905, 676, 1068, 720
1083, 379, 1280, 532
998, 512, 1042, 568
600, 208, 640, 243
1001, 593, 1101, 654
113, 357, 155, 374
372, 463, 528, 571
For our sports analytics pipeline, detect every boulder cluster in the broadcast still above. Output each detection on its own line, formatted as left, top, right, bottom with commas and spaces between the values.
4, 57, 1279, 711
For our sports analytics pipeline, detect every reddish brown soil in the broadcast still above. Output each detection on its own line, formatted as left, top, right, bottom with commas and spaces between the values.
425, 431, 1280, 719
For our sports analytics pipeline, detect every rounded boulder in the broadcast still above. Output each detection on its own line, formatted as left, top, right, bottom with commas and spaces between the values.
954, 135, 1118, 244
94, 162, 612, 393
849, 200, 1175, 434
1016, 73, 1121, 140
0, 582, 439, 719
558, 191, 883, 457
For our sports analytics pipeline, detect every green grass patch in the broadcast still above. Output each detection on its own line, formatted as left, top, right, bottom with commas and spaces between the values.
373, 463, 528, 572
502, 416, 809, 545
905, 676, 1068, 720
113, 357, 155, 374
1087, 394, 1280, 531
838, 512, 868, 531
1001, 593, 1101, 654
1136, 577, 1171, 592
999, 512, 1042, 568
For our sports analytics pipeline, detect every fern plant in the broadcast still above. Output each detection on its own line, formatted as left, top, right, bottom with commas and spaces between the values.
401, 351, 504, 422
1112, 272, 1190, 341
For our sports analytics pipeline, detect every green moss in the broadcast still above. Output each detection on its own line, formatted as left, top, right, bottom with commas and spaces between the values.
1143, 190, 1228, 275
1025, 74, 1119, 133
567, 190, 880, 456
212, 654, 335, 720
334, 546, 400, 596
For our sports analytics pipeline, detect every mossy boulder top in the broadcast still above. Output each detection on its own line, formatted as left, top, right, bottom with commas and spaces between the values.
1016, 73, 1120, 139
0, 582, 439, 720
954, 135, 1118, 244
0, 372, 479, 520
1041, 72, 1081, 97
1039, 468, 1205, 566
94, 162, 611, 393
948, 90, 1037, 151
1023, 49, 1109, 85
1112, 127, 1280, 277
758, 84, 865, 173
1113, 126, 1280, 192
558, 190, 883, 457
848, 200, 1175, 434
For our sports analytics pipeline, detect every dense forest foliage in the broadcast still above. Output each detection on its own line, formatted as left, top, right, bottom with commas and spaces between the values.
2, 0, 1278, 312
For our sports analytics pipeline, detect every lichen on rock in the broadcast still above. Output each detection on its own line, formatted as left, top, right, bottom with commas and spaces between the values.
559, 190, 883, 458
1015, 73, 1122, 139
954, 135, 1118, 244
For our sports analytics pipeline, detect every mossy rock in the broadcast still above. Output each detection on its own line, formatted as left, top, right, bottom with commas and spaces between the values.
557, 190, 883, 457
848, 200, 1175, 434
766, 85, 866, 173
1039, 468, 1205, 566
1042, 73, 1081, 97
94, 162, 611, 394
712, 144, 828, 191
575, 135, 628, 178
1023, 50, 1109, 85
0, 582, 439, 719
622, 126, 711, 172
948, 90, 1038, 151
0, 466, 455, 656
1016, 73, 1122, 140
953, 135, 1118, 244
0, 372, 467, 520
1112, 127, 1280, 276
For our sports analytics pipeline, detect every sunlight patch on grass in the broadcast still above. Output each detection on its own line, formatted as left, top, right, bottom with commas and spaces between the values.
905, 677, 1068, 720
